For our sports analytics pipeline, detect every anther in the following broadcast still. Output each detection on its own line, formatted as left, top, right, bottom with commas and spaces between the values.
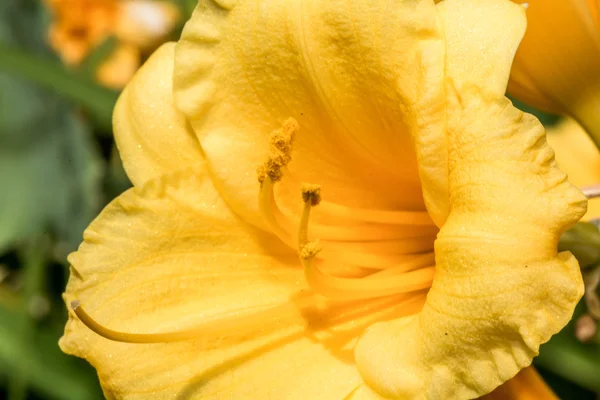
257, 118, 299, 184
300, 240, 322, 259
301, 183, 321, 206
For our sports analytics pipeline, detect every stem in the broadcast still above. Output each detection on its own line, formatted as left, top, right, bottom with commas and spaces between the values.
0, 43, 118, 131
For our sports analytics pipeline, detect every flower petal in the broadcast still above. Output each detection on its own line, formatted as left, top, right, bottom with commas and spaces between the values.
547, 118, 600, 220
355, 0, 587, 398
173, 0, 447, 228
483, 367, 557, 400
508, 0, 600, 119
346, 367, 558, 400
440, 0, 526, 99
113, 43, 204, 187
61, 163, 424, 399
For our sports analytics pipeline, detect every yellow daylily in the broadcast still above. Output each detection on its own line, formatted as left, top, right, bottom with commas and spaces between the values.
60, 0, 586, 398
508, 0, 600, 145
44, 0, 180, 88
547, 118, 600, 220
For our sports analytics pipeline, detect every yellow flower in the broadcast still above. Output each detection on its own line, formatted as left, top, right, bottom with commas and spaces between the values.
44, 0, 180, 88
547, 118, 600, 220
508, 0, 600, 145
60, 0, 586, 398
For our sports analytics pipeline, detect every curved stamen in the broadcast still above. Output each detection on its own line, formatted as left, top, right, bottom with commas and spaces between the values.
297, 184, 435, 300
70, 298, 313, 343
259, 177, 436, 269
259, 173, 437, 244
257, 119, 437, 276
317, 248, 435, 270
325, 239, 435, 256
317, 200, 434, 226
303, 258, 435, 300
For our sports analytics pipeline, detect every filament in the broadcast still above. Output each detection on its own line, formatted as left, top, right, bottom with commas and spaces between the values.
258, 176, 296, 247
318, 200, 434, 226
297, 184, 435, 300
302, 258, 435, 300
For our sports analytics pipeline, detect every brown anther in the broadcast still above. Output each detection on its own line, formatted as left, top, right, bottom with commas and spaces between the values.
256, 118, 299, 184
301, 183, 322, 206
300, 240, 322, 259
257, 165, 267, 184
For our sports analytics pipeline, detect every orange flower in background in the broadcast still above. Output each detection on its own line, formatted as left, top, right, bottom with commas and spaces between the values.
508, 0, 600, 145
45, 0, 180, 88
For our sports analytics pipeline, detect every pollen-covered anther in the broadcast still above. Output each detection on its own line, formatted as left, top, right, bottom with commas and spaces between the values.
300, 240, 322, 260
257, 118, 299, 184
301, 183, 322, 206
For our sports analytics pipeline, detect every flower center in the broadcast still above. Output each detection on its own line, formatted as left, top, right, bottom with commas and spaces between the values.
257, 119, 438, 301
69, 119, 439, 343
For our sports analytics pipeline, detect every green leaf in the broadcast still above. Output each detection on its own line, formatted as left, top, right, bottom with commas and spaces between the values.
535, 302, 600, 393
0, 0, 104, 255
0, 107, 104, 255
0, 1, 118, 132
0, 305, 103, 400
78, 36, 119, 79
536, 367, 595, 400
0, 44, 118, 132
509, 96, 562, 127
558, 222, 600, 269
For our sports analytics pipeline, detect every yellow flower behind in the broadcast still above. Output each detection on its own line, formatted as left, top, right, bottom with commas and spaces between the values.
44, 0, 180, 88
547, 118, 600, 220
508, 0, 600, 146
60, 0, 586, 398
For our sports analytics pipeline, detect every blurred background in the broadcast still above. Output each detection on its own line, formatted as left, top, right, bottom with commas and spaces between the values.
0, 1, 599, 399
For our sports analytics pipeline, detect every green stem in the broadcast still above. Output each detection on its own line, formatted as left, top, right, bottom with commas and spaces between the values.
534, 333, 600, 392
0, 43, 118, 131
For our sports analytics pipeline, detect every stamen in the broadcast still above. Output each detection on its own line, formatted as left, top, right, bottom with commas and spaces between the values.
259, 175, 296, 247
312, 223, 438, 242
257, 118, 298, 184
297, 184, 435, 300
325, 239, 435, 256
301, 183, 322, 206
317, 248, 435, 270
302, 258, 435, 300
259, 172, 420, 246
256, 118, 438, 295
70, 298, 313, 344
582, 184, 600, 199
317, 200, 434, 226
299, 183, 321, 247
